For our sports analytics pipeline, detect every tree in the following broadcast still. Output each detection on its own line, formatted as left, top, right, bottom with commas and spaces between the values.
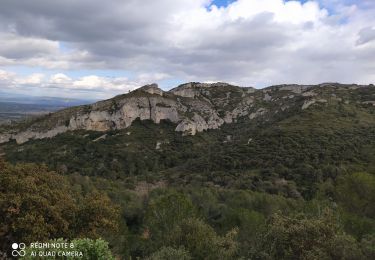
0, 161, 120, 254
146, 247, 192, 260
335, 172, 375, 239
256, 209, 364, 260
75, 192, 120, 238
144, 191, 196, 245
360, 234, 375, 260
335, 172, 375, 219
0, 162, 77, 248
70, 238, 115, 260
169, 218, 238, 260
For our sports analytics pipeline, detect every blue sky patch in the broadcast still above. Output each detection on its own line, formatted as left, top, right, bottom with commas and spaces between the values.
211, 0, 235, 8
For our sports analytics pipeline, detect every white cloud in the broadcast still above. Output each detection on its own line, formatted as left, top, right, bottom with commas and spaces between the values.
0, 69, 15, 81
225, 0, 327, 23
15, 73, 45, 85
49, 73, 72, 84
73, 76, 107, 89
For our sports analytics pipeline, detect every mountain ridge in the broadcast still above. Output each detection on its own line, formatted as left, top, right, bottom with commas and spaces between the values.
0, 82, 374, 144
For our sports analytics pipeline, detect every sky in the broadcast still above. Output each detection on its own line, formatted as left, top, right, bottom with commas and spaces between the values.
0, 0, 374, 99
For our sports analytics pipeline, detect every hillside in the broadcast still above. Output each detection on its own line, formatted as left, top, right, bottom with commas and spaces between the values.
1, 82, 375, 259
2, 82, 375, 195
1, 82, 374, 143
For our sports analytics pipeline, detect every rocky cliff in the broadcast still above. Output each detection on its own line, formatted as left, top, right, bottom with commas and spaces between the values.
0, 82, 373, 144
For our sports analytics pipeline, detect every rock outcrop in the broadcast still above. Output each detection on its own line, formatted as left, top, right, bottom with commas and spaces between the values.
302, 99, 327, 110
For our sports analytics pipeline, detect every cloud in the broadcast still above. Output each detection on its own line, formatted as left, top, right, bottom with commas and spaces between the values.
357, 27, 375, 45
49, 73, 72, 84
0, 0, 374, 96
0, 33, 58, 60
15, 73, 45, 85
0, 70, 170, 99
0, 69, 15, 81
72, 75, 136, 91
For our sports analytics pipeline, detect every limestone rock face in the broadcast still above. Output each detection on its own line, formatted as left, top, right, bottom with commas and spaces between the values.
263, 93, 272, 101
224, 104, 252, 124
67, 96, 180, 132
362, 101, 375, 106
249, 108, 267, 119
302, 91, 317, 97
149, 98, 179, 124
139, 83, 164, 96
12, 126, 69, 144
170, 83, 198, 98
69, 111, 114, 131
0, 134, 11, 143
175, 118, 206, 136
302, 99, 327, 110
279, 85, 311, 94
175, 120, 197, 135
302, 100, 317, 110
175, 112, 224, 136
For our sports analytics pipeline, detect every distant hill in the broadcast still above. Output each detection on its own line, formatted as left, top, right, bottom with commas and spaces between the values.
0, 92, 94, 124
0, 91, 94, 106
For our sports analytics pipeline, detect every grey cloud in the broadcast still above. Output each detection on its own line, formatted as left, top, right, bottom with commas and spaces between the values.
0, 0, 187, 42
357, 27, 375, 45
0, 33, 58, 59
